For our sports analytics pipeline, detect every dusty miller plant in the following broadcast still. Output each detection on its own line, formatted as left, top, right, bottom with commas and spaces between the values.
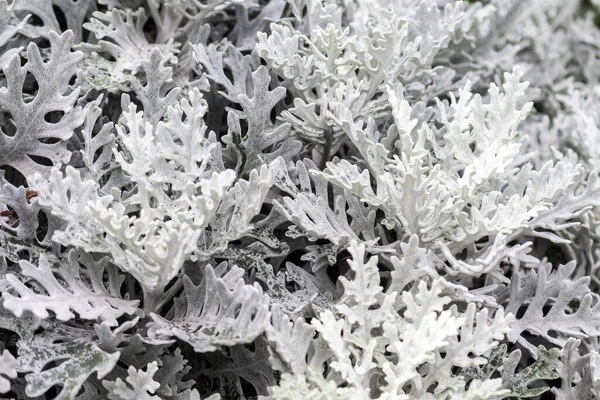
2, 0, 600, 399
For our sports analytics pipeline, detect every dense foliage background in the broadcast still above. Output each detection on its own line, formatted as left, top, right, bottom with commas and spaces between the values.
3, 0, 600, 399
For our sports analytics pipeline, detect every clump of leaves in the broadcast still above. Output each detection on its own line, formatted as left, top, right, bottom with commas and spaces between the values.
2, 0, 600, 399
